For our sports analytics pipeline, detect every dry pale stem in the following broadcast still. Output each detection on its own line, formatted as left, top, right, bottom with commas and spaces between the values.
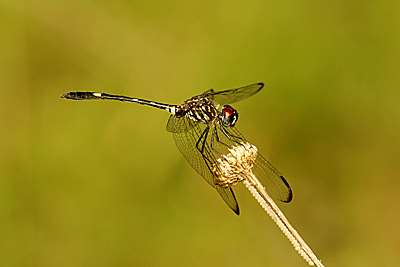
214, 143, 325, 267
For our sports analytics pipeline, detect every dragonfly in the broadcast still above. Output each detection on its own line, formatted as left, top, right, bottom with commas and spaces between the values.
61, 83, 292, 214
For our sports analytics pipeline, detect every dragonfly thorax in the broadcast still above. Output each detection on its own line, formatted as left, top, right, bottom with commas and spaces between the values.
177, 97, 220, 124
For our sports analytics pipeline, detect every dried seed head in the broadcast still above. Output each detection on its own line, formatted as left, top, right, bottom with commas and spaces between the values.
212, 143, 325, 267
213, 142, 258, 187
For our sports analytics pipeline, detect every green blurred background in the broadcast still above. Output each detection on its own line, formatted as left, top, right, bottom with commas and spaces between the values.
1, 1, 399, 266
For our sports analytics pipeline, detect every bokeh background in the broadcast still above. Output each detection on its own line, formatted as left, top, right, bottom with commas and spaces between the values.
1, 1, 399, 266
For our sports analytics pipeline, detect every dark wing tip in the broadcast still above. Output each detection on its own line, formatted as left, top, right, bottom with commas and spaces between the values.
252, 82, 264, 95
226, 189, 240, 215
254, 82, 264, 90
229, 187, 240, 215
280, 175, 293, 203
232, 204, 240, 215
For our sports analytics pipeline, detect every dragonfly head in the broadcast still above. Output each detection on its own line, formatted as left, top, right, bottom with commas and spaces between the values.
221, 105, 238, 127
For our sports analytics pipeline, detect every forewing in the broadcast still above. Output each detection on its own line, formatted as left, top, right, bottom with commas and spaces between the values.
252, 154, 293, 202
222, 126, 293, 203
204, 83, 264, 106
166, 115, 240, 214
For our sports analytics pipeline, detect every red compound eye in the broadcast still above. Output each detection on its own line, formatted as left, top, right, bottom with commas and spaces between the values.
223, 105, 234, 116
221, 105, 238, 127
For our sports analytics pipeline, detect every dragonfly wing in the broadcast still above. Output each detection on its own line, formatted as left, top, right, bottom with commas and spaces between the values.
221, 126, 293, 203
252, 153, 293, 202
166, 115, 240, 214
166, 114, 194, 133
204, 83, 264, 106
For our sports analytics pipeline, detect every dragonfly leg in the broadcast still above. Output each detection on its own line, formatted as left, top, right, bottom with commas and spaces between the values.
195, 126, 209, 154
195, 126, 219, 177
219, 125, 245, 144
201, 127, 209, 154
213, 125, 230, 148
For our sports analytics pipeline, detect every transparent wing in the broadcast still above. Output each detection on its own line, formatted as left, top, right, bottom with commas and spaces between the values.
221, 126, 293, 203
166, 114, 194, 133
203, 83, 264, 106
166, 115, 240, 214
